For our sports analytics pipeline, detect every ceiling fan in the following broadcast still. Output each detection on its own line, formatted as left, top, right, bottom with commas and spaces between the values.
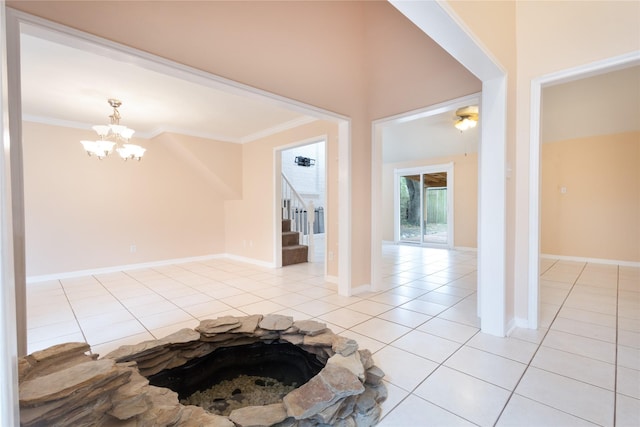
454, 105, 479, 131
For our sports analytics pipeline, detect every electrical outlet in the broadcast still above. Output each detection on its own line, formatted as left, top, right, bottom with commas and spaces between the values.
130, 244, 137, 253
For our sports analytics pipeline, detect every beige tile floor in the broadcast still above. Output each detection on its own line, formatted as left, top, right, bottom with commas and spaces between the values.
26, 244, 639, 426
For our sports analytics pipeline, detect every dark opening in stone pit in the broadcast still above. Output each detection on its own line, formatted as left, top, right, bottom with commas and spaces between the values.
147, 341, 325, 415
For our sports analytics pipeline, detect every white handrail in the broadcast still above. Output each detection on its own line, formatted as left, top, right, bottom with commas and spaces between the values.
282, 173, 306, 215
281, 173, 315, 261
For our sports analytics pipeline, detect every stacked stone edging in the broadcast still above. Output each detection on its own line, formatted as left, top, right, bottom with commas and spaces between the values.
18, 314, 387, 427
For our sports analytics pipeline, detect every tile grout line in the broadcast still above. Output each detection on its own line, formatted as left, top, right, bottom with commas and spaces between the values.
371, 265, 483, 424
94, 265, 235, 348
613, 264, 619, 427
377, 326, 483, 425
90, 273, 162, 350
59, 277, 94, 350
315, 262, 476, 335
491, 261, 589, 426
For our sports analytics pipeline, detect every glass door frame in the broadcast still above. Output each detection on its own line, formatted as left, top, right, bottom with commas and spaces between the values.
393, 162, 454, 248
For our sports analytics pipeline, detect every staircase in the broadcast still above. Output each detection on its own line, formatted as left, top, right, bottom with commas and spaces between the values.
282, 172, 316, 266
282, 219, 308, 266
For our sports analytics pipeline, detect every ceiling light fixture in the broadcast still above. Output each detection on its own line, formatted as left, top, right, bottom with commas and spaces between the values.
454, 105, 479, 132
80, 99, 146, 161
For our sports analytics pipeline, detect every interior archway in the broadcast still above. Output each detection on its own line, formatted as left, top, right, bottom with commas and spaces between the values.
387, 1, 508, 336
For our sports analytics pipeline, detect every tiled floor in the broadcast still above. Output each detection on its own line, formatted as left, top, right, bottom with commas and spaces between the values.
26, 244, 639, 426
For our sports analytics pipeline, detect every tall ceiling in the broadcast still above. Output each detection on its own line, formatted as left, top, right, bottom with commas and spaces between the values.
19, 28, 315, 144
20, 23, 638, 159
20, 21, 478, 158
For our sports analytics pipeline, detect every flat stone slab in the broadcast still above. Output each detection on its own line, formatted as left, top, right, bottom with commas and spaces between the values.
159, 328, 201, 344
320, 364, 365, 397
365, 365, 385, 385
332, 336, 358, 356
293, 320, 327, 336
327, 353, 365, 382
283, 365, 364, 420
29, 342, 90, 363
103, 339, 166, 362
231, 314, 263, 334
229, 402, 287, 427
283, 371, 336, 419
20, 359, 118, 406
358, 349, 374, 369
197, 316, 242, 334
259, 314, 293, 331
180, 406, 236, 427
303, 331, 336, 347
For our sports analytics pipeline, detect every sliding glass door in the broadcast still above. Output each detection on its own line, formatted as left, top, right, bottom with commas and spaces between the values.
395, 164, 453, 247
399, 174, 421, 242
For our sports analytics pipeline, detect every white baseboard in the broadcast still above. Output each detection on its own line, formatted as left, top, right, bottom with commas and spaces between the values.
325, 275, 339, 284
382, 241, 478, 253
223, 254, 276, 269
511, 317, 532, 332
541, 253, 640, 267
351, 284, 372, 295
505, 318, 518, 337
454, 246, 478, 252
26, 253, 277, 284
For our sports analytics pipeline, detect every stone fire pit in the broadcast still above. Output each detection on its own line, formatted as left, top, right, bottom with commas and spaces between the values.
18, 314, 387, 426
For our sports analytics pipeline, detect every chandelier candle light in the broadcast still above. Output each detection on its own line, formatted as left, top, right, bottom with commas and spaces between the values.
80, 99, 146, 161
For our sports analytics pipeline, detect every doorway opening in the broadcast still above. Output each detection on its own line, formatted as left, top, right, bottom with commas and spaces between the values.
528, 53, 640, 329
279, 139, 327, 267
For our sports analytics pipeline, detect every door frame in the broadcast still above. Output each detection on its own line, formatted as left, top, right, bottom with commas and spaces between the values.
394, 162, 454, 248
274, 135, 328, 276
528, 51, 640, 329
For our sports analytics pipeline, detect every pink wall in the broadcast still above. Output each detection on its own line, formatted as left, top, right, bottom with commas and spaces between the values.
225, 120, 339, 276
11, 1, 480, 286
364, 2, 480, 120
541, 132, 640, 262
22, 122, 239, 276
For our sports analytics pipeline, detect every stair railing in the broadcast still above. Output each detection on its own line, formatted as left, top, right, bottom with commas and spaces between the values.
281, 173, 315, 261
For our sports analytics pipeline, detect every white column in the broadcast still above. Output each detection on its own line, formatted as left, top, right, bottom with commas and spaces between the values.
1, 2, 21, 424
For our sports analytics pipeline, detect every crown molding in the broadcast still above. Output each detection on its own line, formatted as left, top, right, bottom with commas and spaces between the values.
23, 114, 319, 144
239, 116, 318, 144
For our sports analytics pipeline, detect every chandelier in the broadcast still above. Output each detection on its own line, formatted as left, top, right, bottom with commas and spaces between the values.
80, 99, 146, 161
454, 105, 479, 132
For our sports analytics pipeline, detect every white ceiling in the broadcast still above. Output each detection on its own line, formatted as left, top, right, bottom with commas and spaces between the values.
382, 65, 639, 164
382, 107, 479, 164
20, 30, 315, 143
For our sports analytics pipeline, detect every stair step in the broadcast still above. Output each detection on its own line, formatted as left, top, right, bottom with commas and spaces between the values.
282, 219, 292, 232
282, 245, 308, 266
282, 231, 300, 247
